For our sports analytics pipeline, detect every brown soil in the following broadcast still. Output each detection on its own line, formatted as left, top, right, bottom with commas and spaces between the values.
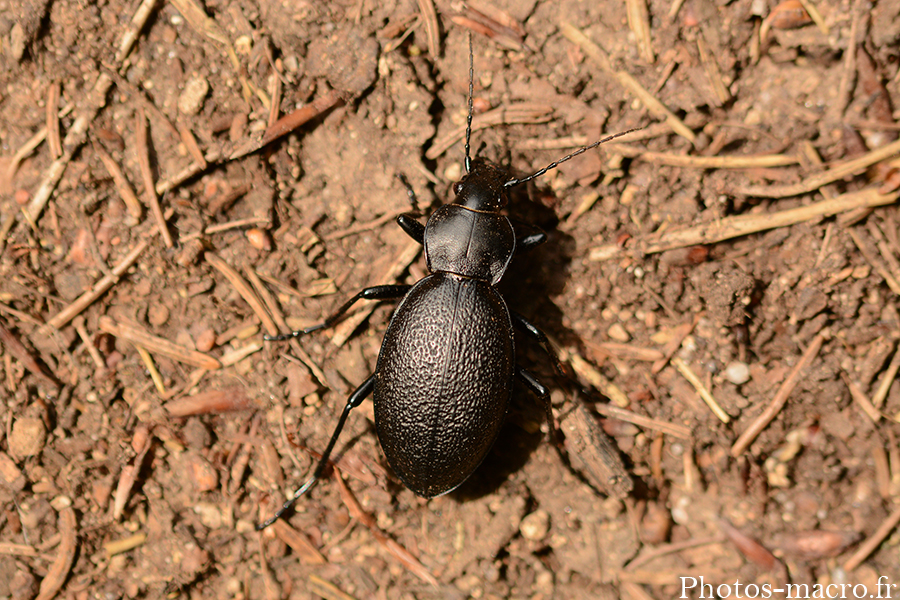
1, 0, 900, 598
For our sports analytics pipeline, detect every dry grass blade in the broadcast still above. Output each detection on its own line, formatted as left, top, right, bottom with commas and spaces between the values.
696, 37, 731, 105
872, 349, 900, 408
592, 403, 693, 439
156, 149, 222, 195
247, 267, 328, 385
116, 0, 160, 65
652, 314, 700, 374
25, 72, 113, 224
177, 121, 206, 167
0, 320, 57, 384
590, 187, 897, 261
842, 372, 883, 423
587, 341, 664, 362
848, 228, 900, 296
672, 357, 730, 423
416, 0, 440, 57
559, 21, 695, 143
307, 575, 358, 600
626, 0, 654, 63
624, 536, 724, 571
46, 82, 62, 158
5, 122, 49, 182
205, 253, 278, 336
136, 345, 166, 395
636, 150, 798, 169
731, 329, 827, 456
841, 503, 900, 572
451, 4, 526, 52
567, 350, 629, 407
99, 315, 222, 370
333, 468, 438, 586
135, 108, 173, 247
271, 520, 326, 564
35, 506, 77, 600
94, 143, 142, 220
0, 542, 40, 558
739, 137, 900, 198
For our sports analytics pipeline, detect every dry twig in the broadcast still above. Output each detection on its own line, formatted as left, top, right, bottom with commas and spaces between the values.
672, 357, 730, 423
842, 503, 900, 572
559, 21, 695, 143
590, 187, 897, 261
25, 73, 113, 224
35, 506, 77, 600
99, 316, 221, 370
731, 330, 828, 456
135, 108, 173, 247
40, 237, 152, 332
739, 137, 900, 198
334, 468, 437, 585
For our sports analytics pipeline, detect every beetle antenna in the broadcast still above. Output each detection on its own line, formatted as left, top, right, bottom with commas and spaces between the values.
464, 32, 474, 173
503, 127, 643, 188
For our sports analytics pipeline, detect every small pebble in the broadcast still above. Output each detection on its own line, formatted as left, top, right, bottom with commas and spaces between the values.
246, 228, 272, 251
195, 328, 217, 352
520, 509, 550, 541
725, 361, 751, 385
185, 452, 219, 492
10, 417, 46, 457
607, 323, 630, 342
178, 75, 209, 115
148, 303, 169, 326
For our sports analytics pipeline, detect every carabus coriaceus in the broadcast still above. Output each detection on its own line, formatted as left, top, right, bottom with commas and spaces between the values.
258, 38, 635, 530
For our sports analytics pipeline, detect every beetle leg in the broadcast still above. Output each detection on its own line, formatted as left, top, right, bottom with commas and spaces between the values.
397, 213, 425, 244
265, 285, 411, 341
511, 311, 566, 377
395, 172, 426, 244
257, 374, 376, 530
516, 365, 554, 438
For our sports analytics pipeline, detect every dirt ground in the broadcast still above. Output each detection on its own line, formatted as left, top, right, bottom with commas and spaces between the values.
2, 0, 900, 598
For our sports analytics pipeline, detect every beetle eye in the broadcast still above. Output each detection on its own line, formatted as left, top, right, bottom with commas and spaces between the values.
452, 182, 463, 195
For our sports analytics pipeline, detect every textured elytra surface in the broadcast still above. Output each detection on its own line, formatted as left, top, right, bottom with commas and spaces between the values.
374, 272, 514, 497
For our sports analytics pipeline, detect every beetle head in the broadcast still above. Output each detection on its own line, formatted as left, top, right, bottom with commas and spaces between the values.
452, 158, 509, 212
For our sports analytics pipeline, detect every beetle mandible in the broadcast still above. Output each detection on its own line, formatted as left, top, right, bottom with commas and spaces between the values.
258, 37, 635, 530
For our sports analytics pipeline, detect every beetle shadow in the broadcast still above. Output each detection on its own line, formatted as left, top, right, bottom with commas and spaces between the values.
450, 182, 586, 501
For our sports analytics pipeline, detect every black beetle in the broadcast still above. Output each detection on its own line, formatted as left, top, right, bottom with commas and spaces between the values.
258, 40, 635, 530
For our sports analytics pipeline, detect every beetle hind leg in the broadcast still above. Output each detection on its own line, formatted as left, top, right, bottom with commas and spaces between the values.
257, 374, 376, 530
516, 365, 554, 440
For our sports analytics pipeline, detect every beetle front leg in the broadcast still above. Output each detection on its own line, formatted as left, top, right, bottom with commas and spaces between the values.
265, 285, 411, 341
397, 213, 425, 245
257, 373, 376, 530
